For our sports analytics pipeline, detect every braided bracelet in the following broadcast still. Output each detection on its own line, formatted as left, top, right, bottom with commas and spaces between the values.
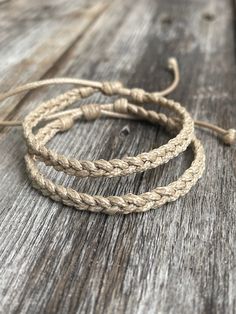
23, 85, 195, 178
0, 59, 235, 214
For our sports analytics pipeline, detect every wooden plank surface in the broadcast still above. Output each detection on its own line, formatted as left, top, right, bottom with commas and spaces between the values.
0, 0, 235, 313
0, 0, 107, 119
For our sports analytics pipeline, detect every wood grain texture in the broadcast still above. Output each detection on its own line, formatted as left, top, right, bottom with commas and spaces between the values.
0, 0, 107, 120
0, 0, 235, 313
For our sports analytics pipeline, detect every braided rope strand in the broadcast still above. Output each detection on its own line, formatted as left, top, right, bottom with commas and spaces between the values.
0, 58, 235, 214
22, 88, 194, 179
24, 106, 205, 214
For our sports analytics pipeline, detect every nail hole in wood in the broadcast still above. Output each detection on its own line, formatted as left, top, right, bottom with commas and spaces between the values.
202, 12, 216, 21
120, 125, 130, 137
161, 15, 173, 25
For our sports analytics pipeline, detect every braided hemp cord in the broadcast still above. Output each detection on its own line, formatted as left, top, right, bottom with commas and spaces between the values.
23, 85, 195, 178
25, 100, 205, 214
19, 81, 205, 214
0, 59, 235, 214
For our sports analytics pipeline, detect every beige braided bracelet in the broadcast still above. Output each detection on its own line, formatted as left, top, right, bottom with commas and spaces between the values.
0, 59, 235, 214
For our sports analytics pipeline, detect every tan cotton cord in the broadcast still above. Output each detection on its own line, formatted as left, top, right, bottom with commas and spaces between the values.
0, 58, 235, 214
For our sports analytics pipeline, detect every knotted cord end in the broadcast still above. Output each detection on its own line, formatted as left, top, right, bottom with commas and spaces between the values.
58, 115, 74, 132
222, 128, 236, 145
113, 99, 128, 114
168, 57, 178, 70
81, 104, 101, 121
102, 81, 123, 95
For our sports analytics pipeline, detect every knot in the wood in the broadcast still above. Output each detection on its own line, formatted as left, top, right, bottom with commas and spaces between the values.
58, 115, 74, 131
81, 104, 101, 121
102, 81, 123, 95
222, 128, 236, 145
113, 98, 128, 114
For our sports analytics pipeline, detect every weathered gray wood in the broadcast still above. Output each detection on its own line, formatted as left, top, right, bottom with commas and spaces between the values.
0, 0, 236, 313
0, 0, 107, 120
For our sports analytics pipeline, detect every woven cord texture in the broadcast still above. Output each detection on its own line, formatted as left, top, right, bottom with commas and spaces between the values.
0, 59, 235, 214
